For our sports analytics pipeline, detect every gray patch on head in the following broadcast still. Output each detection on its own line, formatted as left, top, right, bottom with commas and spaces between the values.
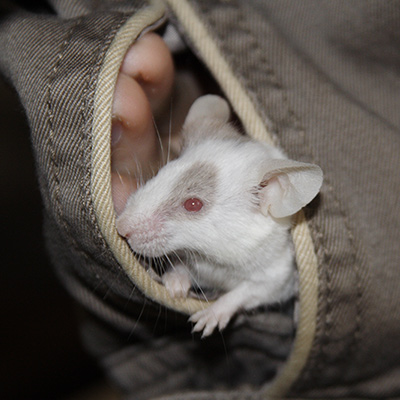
162, 161, 218, 216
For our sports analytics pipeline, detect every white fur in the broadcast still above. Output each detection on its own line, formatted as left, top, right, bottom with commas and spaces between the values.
116, 95, 323, 337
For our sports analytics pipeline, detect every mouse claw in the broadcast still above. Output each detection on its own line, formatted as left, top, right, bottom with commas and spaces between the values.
189, 315, 208, 337
189, 305, 232, 338
190, 311, 217, 338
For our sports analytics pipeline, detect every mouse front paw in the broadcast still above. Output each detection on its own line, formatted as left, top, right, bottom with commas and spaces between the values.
189, 304, 233, 338
162, 268, 191, 298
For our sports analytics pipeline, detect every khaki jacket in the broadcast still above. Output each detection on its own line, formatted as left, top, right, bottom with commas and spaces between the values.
1, 1, 399, 399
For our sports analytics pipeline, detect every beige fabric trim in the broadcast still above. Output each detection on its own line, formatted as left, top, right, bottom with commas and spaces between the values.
165, 0, 319, 397
267, 211, 319, 398
91, 0, 207, 314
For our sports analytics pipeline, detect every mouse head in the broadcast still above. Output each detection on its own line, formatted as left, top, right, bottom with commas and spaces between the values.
116, 95, 323, 260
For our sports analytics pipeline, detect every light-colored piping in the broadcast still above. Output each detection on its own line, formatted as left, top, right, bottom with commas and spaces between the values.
165, 0, 319, 397
267, 211, 319, 398
91, 0, 207, 314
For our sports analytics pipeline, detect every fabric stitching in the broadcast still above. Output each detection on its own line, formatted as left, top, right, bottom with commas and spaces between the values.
45, 13, 136, 290
285, 37, 363, 390
78, 14, 139, 305
306, 178, 363, 386
277, 58, 363, 400
45, 18, 83, 252
82, 13, 131, 257
252, 15, 362, 392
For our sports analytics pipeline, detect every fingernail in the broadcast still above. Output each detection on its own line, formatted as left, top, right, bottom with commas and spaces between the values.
111, 117, 123, 147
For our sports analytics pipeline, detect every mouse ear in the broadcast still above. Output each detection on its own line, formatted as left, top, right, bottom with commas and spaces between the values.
259, 159, 323, 218
184, 95, 231, 127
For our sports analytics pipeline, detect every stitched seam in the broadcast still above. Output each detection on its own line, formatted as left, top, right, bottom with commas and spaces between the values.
45, 14, 134, 284
284, 41, 363, 391
250, 18, 362, 391
337, 198, 363, 369
279, 65, 363, 397
46, 18, 83, 251
81, 13, 136, 297
308, 179, 362, 381
307, 178, 338, 382
82, 13, 131, 257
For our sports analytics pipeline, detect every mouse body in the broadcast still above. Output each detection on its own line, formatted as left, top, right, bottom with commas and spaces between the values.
117, 95, 323, 337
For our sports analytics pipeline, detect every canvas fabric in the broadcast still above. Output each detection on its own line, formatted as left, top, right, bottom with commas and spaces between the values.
1, 0, 399, 399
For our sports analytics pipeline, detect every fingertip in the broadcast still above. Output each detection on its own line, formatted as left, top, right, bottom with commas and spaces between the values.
112, 73, 152, 133
120, 32, 174, 113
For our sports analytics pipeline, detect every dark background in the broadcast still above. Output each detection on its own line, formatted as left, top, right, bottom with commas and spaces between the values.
0, 78, 110, 399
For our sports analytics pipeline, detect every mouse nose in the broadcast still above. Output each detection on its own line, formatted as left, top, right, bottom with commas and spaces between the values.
115, 216, 133, 239
116, 213, 168, 255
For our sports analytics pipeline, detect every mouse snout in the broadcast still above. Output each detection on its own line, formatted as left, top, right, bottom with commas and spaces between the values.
115, 216, 134, 239
116, 212, 168, 256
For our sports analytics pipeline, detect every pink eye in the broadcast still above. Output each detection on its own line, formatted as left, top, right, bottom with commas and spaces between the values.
183, 198, 203, 212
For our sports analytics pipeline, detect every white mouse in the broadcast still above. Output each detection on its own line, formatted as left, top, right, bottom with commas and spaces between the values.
116, 95, 323, 337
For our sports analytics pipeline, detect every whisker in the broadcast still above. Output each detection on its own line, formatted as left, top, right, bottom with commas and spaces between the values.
149, 164, 158, 180
151, 297, 163, 336
152, 115, 165, 164
173, 250, 211, 306
167, 96, 173, 164
132, 157, 145, 188
115, 169, 124, 185
128, 297, 147, 340
164, 253, 175, 270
